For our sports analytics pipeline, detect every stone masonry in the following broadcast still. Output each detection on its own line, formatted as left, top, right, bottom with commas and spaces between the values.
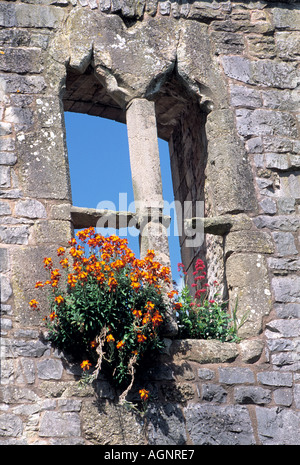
0, 0, 300, 445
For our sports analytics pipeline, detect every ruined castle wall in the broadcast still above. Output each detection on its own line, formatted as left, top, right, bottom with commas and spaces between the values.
0, 0, 300, 445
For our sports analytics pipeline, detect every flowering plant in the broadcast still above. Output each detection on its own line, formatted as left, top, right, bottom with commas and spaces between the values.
29, 227, 172, 402
173, 259, 240, 342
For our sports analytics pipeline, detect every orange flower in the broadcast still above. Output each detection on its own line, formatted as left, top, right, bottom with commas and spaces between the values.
43, 257, 53, 269
67, 274, 78, 287
90, 339, 98, 348
116, 340, 125, 349
137, 333, 147, 343
80, 360, 92, 371
106, 334, 115, 343
152, 310, 163, 328
132, 309, 142, 318
54, 295, 64, 305
35, 281, 44, 288
142, 313, 151, 325
57, 247, 65, 256
49, 311, 57, 321
145, 301, 155, 312
139, 388, 149, 401
174, 302, 183, 310
29, 299, 39, 310
60, 258, 69, 269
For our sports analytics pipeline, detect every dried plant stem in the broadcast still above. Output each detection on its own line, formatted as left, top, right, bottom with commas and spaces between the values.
119, 355, 137, 404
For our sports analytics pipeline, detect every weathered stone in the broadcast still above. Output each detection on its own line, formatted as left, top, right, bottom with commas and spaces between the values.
271, 232, 298, 257
201, 384, 227, 403
170, 339, 239, 364
147, 403, 187, 445
239, 339, 264, 363
81, 400, 145, 445
236, 109, 298, 139
39, 411, 81, 438
226, 253, 272, 338
0, 226, 29, 245
0, 414, 23, 437
14, 199, 46, 219
234, 386, 271, 405
257, 371, 293, 387
225, 230, 274, 256
256, 407, 300, 445
184, 404, 255, 445
219, 367, 255, 385
272, 277, 300, 303
37, 359, 64, 380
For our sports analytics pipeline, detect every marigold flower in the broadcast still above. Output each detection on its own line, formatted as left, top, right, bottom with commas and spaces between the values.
49, 311, 57, 321
106, 334, 115, 343
116, 340, 125, 349
80, 360, 92, 371
54, 295, 64, 305
35, 281, 44, 288
139, 389, 149, 401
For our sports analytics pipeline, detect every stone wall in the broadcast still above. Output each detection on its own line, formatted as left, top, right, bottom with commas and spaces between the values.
0, 0, 300, 445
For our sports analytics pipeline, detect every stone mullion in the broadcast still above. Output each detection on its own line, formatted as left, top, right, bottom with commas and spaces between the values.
126, 98, 171, 269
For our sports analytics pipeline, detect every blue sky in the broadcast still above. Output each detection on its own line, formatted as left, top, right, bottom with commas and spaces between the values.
64, 111, 181, 283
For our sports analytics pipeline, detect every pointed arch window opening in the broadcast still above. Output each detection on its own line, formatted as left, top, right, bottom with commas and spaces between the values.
64, 107, 181, 283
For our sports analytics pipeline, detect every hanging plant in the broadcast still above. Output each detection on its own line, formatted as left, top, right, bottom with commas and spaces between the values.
29, 227, 172, 405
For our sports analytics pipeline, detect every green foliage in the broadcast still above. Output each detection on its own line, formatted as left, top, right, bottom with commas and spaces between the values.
174, 260, 241, 342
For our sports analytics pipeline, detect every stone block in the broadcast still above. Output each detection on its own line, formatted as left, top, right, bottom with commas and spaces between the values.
266, 319, 300, 338
0, 414, 23, 438
236, 109, 298, 139
257, 371, 293, 387
15, 4, 66, 29
0, 225, 29, 245
272, 276, 300, 303
226, 253, 272, 337
39, 411, 81, 438
229, 83, 262, 108
0, 274, 12, 303
184, 404, 255, 445
0, 3, 16, 28
265, 153, 290, 171
274, 388, 293, 407
0, 200, 11, 216
234, 386, 271, 405
239, 339, 264, 363
30, 220, 72, 246
271, 232, 298, 257
14, 199, 46, 219
219, 367, 255, 385
273, 8, 300, 31
201, 384, 227, 403
170, 339, 239, 364
225, 230, 274, 256
256, 407, 300, 445
0, 153, 17, 166
0, 48, 43, 74
0, 247, 8, 272
37, 359, 64, 380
